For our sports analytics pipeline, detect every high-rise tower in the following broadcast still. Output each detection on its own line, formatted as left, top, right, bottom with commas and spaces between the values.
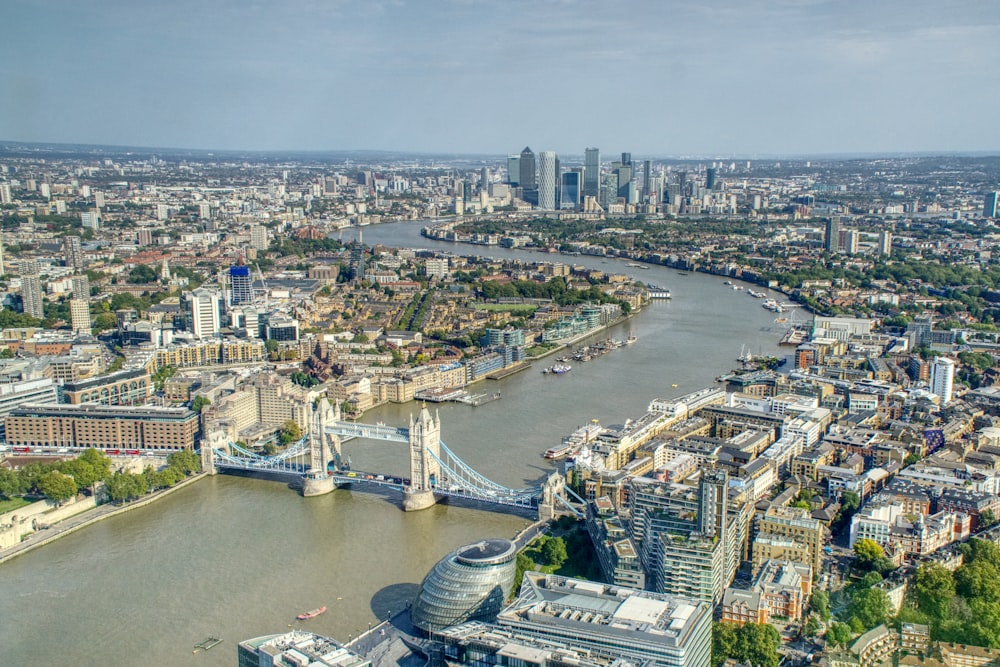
537, 151, 557, 210
584, 148, 600, 198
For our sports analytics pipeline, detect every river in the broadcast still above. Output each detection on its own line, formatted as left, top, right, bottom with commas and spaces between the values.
0, 220, 791, 666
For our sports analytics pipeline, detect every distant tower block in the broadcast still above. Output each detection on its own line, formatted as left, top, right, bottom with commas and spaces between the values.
403, 405, 442, 511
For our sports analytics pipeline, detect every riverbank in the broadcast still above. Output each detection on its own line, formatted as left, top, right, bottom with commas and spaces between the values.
0, 472, 206, 566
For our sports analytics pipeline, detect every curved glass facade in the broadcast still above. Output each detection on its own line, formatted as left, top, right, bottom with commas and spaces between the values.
412, 539, 518, 633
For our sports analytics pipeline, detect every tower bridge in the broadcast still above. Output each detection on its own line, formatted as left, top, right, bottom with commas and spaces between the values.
201, 398, 582, 519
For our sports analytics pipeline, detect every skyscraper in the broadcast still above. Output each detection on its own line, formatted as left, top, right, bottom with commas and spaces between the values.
480, 167, 489, 193
230, 265, 253, 305
506, 155, 520, 186
621, 152, 632, 166
250, 224, 269, 251
560, 170, 581, 210
19, 259, 43, 320
64, 235, 85, 271
930, 357, 956, 404
642, 160, 652, 198
537, 151, 558, 210
824, 218, 840, 253
706, 167, 717, 190
984, 192, 999, 218
71, 275, 90, 298
584, 147, 600, 198
518, 147, 536, 190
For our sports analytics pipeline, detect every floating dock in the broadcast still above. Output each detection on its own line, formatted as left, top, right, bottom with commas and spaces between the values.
194, 637, 223, 652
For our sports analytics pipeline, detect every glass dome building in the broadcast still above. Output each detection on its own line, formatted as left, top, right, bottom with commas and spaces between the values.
412, 539, 518, 633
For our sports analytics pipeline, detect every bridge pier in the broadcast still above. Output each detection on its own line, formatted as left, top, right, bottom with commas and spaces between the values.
402, 489, 438, 512
302, 475, 336, 497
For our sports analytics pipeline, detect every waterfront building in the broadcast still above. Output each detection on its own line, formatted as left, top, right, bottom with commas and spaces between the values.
538, 151, 557, 210
5, 403, 199, 451
584, 147, 600, 198
491, 572, 712, 667
238, 631, 370, 667
929, 357, 955, 405
412, 539, 518, 633
0, 377, 59, 439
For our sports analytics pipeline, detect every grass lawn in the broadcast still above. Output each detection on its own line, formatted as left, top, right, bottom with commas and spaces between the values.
520, 524, 603, 582
0, 497, 32, 514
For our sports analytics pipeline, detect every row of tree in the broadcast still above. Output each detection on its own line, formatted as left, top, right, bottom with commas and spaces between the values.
0, 448, 113, 503
105, 450, 202, 503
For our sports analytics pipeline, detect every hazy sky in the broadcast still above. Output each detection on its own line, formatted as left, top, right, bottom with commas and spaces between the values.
3, 0, 998, 156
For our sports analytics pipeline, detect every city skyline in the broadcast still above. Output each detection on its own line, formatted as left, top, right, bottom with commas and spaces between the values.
3, 0, 999, 156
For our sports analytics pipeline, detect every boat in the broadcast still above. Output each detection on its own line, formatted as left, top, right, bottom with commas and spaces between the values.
297, 606, 327, 620
543, 443, 573, 459
625, 329, 637, 345
542, 364, 572, 375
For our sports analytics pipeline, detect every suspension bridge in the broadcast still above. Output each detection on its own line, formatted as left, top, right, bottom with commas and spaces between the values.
201, 398, 583, 519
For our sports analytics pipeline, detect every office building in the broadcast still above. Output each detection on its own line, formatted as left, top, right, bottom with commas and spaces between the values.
984, 191, 998, 218
621, 152, 632, 166
506, 155, 520, 186
62, 368, 151, 406
930, 357, 955, 404
238, 632, 370, 667
584, 147, 600, 198
0, 378, 59, 440
537, 151, 558, 210
185, 288, 222, 339
63, 236, 85, 271
825, 218, 840, 253
706, 168, 717, 190
519, 147, 537, 204
560, 170, 581, 209
19, 259, 44, 320
490, 572, 712, 667
6, 403, 199, 451
412, 539, 518, 633
229, 265, 253, 305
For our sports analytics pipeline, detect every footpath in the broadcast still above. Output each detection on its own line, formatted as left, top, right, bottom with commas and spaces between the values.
0, 472, 206, 566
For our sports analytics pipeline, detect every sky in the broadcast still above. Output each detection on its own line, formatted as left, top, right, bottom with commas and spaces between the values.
2, 0, 999, 157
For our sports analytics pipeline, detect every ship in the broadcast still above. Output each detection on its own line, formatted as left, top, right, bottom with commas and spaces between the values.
542, 364, 572, 375
297, 606, 327, 620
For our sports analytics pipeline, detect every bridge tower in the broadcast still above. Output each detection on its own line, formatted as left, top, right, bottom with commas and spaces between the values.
403, 404, 441, 511
303, 397, 340, 497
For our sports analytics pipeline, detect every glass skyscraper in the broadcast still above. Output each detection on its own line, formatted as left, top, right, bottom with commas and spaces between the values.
537, 151, 558, 210
584, 147, 600, 198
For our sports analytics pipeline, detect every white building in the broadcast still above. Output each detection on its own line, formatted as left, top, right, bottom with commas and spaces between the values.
537, 151, 557, 210
186, 288, 222, 339
930, 357, 955, 405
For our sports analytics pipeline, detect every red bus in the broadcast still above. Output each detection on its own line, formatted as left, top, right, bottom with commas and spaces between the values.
13, 447, 30, 453
106, 449, 120, 455
125, 449, 140, 456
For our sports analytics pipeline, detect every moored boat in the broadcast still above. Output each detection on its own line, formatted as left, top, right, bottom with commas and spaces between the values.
297, 606, 327, 620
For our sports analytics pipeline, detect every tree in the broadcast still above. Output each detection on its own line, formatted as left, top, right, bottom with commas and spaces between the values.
37, 471, 78, 503
981, 509, 998, 529
827, 622, 855, 647
0, 468, 28, 498
853, 538, 885, 569
127, 264, 159, 284
955, 559, 1000, 603
735, 622, 782, 667
166, 449, 201, 476
263, 442, 277, 456
712, 622, 738, 667
513, 552, 534, 597
848, 587, 892, 630
915, 563, 956, 621
58, 459, 99, 490
810, 590, 831, 622
191, 395, 211, 412
804, 615, 821, 638
541, 537, 568, 568
280, 420, 302, 446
